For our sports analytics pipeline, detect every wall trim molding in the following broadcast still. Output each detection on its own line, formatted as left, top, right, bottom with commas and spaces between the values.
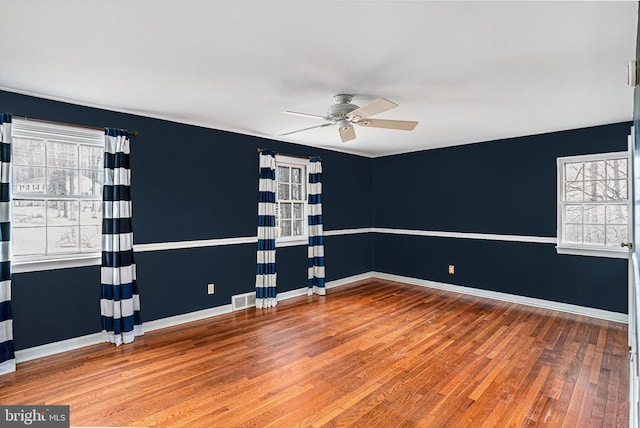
14, 228, 557, 269
14, 270, 625, 365
134, 236, 258, 253
133, 228, 373, 253
132, 227, 555, 254
371, 272, 627, 324
372, 228, 557, 244
325, 228, 374, 237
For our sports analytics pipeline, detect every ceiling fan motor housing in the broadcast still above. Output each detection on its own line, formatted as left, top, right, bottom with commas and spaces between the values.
327, 94, 359, 123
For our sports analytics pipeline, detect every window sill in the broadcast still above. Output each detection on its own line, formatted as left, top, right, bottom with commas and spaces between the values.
556, 246, 628, 259
12, 254, 101, 273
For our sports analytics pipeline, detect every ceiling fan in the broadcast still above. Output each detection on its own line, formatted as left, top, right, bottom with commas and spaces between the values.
280, 94, 418, 143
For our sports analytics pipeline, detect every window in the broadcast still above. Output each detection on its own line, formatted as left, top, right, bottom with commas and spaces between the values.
275, 155, 308, 245
557, 151, 629, 258
11, 119, 104, 271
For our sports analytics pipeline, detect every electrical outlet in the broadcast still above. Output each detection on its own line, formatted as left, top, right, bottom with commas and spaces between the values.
448, 265, 455, 275
207, 283, 215, 295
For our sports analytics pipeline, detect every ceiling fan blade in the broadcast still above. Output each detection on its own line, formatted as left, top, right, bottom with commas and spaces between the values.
279, 122, 334, 137
348, 98, 398, 120
356, 118, 418, 131
339, 125, 356, 143
282, 111, 327, 120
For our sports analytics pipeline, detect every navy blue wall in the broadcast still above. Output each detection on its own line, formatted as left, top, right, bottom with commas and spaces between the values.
0, 90, 373, 349
2, 88, 631, 350
372, 123, 631, 313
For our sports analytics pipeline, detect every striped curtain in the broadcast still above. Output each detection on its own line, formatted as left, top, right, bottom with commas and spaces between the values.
307, 157, 325, 295
0, 114, 15, 374
255, 149, 277, 308
100, 128, 143, 346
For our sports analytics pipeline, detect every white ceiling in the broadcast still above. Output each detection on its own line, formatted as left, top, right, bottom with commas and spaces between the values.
0, 1, 636, 157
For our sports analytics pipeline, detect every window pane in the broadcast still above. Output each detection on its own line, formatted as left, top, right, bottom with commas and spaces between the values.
277, 166, 290, 183
278, 184, 290, 200
80, 225, 102, 252
291, 167, 302, 184
47, 169, 78, 195
79, 145, 103, 169
280, 220, 292, 237
564, 224, 582, 244
564, 162, 584, 182
48, 226, 79, 253
606, 204, 627, 225
48, 141, 78, 168
583, 205, 604, 224
606, 159, 627, 179
293, 220, 304, 236
584, 161, 605, 181
80, 201, 102, 225
293, 203, 303, 219
606, 225, 627, 246
48, 200, 79, 226
79, 170, 102, 196
606, 179, 627, 200
13, 200, 45, 227
564, 205, 582, 223
565, 183, 583, 201
292, 184, 302, 201
13, 166, 45, 194
280, 203, 292, 219
13, 138, 45, 166
275, 219, 281, 238
12, 227, 46, 256
584, 224, 605, 245
583, 181, 606, 201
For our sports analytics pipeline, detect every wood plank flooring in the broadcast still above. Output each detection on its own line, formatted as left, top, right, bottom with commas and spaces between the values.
0, 279, 629, 427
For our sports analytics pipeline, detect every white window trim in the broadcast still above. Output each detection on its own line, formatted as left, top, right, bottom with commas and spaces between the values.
556, 151, 630, 259
275, 155, 309, 248
11, 119, 104, 273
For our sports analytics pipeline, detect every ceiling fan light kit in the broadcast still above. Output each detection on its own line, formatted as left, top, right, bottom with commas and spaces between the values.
281, 94, 418, 143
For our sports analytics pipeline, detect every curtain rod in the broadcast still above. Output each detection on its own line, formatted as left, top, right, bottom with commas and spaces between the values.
256, 147, 310, 160
12, 116, 139, 137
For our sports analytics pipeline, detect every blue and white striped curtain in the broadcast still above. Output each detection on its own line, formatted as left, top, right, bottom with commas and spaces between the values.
0, 114, 15, 374
256, 150, 277, 308
100, 128, 143, 346
307, 157, 325, 295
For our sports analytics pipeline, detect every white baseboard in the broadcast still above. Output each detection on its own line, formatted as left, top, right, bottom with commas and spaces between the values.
144, 304, 233, 333
276, 288, 309, 301
14, 305, 235, 364
13, 271, 626, 365
372, 272, 628, 324
13, 273, 371, 364
15, 333, 104, 364
326, 272, 375, 289
275, 272, 375, 301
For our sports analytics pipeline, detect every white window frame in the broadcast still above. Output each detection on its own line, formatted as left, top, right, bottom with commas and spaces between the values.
556, 151, 630, 259
275, 155, 308, 248
11, 119, 104, 273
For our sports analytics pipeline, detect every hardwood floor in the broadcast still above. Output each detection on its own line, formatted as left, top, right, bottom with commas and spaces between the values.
0, 279, 629, 427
